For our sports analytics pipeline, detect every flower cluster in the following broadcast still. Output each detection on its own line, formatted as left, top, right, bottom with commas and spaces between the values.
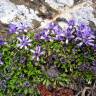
35, 20, 95, 47
0, 19, 96, 95
16, 35, 44, 61
8, 22, 29, 34
35, 23, 64, 41
76, 24, 95, 46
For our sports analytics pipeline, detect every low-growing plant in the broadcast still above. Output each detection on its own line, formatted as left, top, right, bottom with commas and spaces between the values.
0, 20, 96, 95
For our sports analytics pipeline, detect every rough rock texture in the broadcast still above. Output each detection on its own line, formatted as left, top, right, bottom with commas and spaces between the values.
0, 0, 41, 28
0, 0, 96, 30
45, 0, 74, 7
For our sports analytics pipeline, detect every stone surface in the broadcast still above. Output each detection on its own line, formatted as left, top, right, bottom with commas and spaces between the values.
71, 0, 96, 25
0, 0, 96, 30
0, 0, 41, 28
45, 0, 74, 7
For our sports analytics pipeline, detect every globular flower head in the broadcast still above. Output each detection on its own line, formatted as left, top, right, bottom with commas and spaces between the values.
24, 81, 30, 87
38, 22, 65, 41
8, 22, 29, 34
78, 23, 86, 30
55, 35, 65, 41
0, 40, 7, 46
76, 24, 95, 46
40, 29, 51, 41
8, 24, 17, 34
35, 33, 41, 40
66, 28, 74, 38
54, 27, 65, 41
64, 27, 75, 44
31, 45, 44, 61
16, 22, 29, 33
67, 19, 75, 26
17, 35, 32, 50
52, 23, 62, 33
45, 22, 57, 30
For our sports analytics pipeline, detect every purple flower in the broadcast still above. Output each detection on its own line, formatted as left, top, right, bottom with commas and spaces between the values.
55, 35, 65, 41
40, 29, 49, 39
24, 81, 30, 87
17, 35, 32, 50
67, 19, 75, 26
40, 23, 64, 41
0, 40, 7, 46
76, 24, 95, 46
52, 24, 61, 33
46, 23, 64, 37
35, 33, 41, 40
16, 22, 28, 33
8, 24, 17, 34
0, 36, 7, 46
78, 23, 86, 30
31, 45, 44, 61
40, 29, 53, 41
55, 28, 65, 41
36, 21, 95, 46
45, 22, 56, 30
64, 27, 74, 44
8, 22, 29, 34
